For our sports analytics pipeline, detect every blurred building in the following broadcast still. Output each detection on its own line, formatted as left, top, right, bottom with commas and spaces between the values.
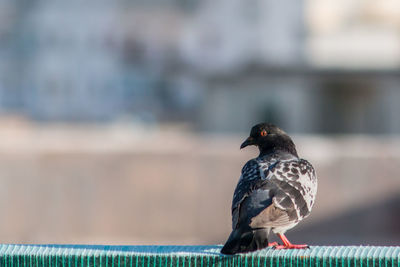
0, 0, 399, 133
195, 0, 400, 133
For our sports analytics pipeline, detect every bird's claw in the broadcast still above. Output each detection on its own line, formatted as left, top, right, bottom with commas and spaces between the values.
267, 242, 279, 247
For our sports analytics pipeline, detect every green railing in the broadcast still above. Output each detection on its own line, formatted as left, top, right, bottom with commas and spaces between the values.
0, 244, 398, 267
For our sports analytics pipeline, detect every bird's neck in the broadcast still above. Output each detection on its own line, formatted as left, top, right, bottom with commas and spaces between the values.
258, 140, 298, 158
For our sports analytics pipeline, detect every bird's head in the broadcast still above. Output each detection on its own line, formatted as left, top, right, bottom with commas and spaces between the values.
240, 123, 298, 157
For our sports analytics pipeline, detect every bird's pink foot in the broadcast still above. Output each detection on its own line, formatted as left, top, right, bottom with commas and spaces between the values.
267, 242, 278, 247
274, 233, 310, 249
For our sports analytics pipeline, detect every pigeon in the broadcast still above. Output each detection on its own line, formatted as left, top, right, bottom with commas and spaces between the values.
221, 123, 317, 254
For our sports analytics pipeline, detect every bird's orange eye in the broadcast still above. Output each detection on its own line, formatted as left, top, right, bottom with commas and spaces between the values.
260, 130, 267, 137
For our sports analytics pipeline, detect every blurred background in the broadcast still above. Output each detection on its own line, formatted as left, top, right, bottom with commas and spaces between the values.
0, 0, 399, 246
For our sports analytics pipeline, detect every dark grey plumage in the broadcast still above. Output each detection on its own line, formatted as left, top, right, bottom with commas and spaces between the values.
221, 123, 317, 254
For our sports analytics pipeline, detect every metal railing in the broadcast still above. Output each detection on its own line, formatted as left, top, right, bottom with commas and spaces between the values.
0, 244, 398, 267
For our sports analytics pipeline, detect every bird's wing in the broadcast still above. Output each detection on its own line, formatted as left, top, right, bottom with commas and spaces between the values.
268, 159, 317, 223
231, 158, 277, 229
231, 158, 317, 230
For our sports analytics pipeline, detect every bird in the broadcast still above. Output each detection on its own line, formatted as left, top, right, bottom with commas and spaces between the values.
220, 123, 317, 254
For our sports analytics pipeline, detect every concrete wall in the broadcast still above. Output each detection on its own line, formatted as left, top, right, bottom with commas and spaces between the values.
0, 122, 398, 245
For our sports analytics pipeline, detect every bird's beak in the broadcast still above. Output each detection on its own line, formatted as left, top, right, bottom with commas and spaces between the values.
240, 137, 255, 149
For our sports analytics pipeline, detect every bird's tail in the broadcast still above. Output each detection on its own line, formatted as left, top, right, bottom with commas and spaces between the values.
220, 228, 269, 255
